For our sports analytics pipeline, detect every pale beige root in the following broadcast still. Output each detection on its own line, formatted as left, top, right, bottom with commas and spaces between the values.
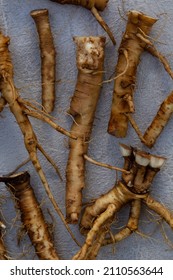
84, 154, 130, 173
0, 31, 79, 246
80, 181, 145, 232
50, 0, 116, 44
0, 171, 60, 260
144, 195, 173, 230
66, 36, 106, 223
102, 199, 141, 246
73, 203, 116, 259
108, 10, 157, 137
30, 9, 56, 113
84, 223, 109, 259
0, 96, 6, 112
80, 144, 165, 238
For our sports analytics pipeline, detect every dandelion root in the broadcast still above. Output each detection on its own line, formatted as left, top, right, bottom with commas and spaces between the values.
77, 144, 166, 259
0, 171, 60, 260
107, 10, 157, 137
66, 36, 106, 223
0, 30, 79, 245
30, 9, 56, 113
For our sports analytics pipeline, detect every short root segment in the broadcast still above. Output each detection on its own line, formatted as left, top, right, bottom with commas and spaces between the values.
0, 172, 60, 260
30, 9, 56, 113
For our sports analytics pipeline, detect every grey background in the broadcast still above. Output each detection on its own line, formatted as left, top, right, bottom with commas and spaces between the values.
0, 0, 173, 260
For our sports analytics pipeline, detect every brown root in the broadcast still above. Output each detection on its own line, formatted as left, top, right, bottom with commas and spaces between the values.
108, 10, 157, 137
102, 199, 141, 246
0, 30, 79, 246
50, 0, 115, 44
73, 203, 116, 259
84, 154, 130, 173
0, 230, 8, 260
66, 36, 106, 223
30, 9, 56, 113
0, 96, 6, 113
143, 195, 173, 230
127, 90, 173, 148
0, 171, 60, 260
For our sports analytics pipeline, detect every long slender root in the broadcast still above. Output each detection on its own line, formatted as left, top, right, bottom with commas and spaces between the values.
23, 107, 76, 140
84, 154, 130, 173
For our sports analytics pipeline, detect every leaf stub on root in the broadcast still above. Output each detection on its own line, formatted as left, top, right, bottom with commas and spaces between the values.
66, 36, 106, 224
77, 144, 168, 259
1, 171, 60, 260
107, 10, 157, 138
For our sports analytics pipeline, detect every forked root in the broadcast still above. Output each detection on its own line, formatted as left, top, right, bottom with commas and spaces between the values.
102, 199, 141, 246
73, 203, 116, 259
0, 30, 79, 246
78, 143, 167, 259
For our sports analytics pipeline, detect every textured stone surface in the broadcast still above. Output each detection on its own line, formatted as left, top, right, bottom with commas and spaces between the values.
0, 0, 173, 259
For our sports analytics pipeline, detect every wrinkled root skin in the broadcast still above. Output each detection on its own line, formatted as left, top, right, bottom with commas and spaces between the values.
143, 91, 173, 148
30, 9, 56, 113
66, 36, 106, 223
1, 172, 60, 260
75, 144, 170, 259
108, 10, 157, 137
0, 30, 80, 245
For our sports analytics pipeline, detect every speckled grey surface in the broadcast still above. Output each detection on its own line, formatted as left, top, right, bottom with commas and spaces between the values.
0, 0, 173, 260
